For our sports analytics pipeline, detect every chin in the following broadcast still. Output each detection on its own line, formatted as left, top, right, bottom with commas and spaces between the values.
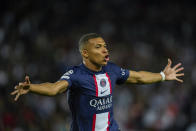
102, 61, 108, 66
94, 61, 108, 67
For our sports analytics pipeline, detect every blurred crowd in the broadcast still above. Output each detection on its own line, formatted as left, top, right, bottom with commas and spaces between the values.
0, 0, 196, 131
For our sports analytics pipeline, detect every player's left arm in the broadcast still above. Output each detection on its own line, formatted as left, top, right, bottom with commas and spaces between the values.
126, 58, 184, 84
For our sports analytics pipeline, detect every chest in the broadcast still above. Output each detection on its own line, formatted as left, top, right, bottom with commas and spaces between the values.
73, 72, 117, 97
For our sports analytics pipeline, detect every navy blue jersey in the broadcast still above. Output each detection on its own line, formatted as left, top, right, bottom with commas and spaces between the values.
60, 62, 129, 131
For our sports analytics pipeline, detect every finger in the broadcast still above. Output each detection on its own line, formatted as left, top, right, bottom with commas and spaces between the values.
173, 63, 182, 70
11, 90, 18, 95
19, 82, 24, 86
176, 73, 184, 77
175, 67, 184, 73
167, 58, 172, 67
18, 82, 30, 90
19, 82, 27, 88
175, 78, 183, 83
25, 76, 30, 84
21, 90, 29, 95
15, 85, 18, 89
14, 93, 20, 101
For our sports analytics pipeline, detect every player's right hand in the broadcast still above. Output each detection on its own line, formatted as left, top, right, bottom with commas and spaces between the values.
11, 76, 31, 101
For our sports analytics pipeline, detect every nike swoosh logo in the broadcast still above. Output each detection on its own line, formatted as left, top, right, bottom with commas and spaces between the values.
100, 89, 108, 94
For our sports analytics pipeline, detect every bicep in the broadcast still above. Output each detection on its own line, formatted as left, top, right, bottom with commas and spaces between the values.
54, 80, 69, 94
126, 70, 141, 84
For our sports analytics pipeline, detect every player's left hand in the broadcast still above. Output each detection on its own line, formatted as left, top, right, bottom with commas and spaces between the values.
163, 58, 184, 83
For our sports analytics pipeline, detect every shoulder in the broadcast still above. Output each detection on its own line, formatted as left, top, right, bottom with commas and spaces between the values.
105, 62, 120, 70
62, 65, 82, 77
105, 62, 128, 75
106, 62, 116, 67
104, 62, 122, 74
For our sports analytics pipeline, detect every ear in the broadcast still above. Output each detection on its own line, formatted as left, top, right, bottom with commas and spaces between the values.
81, 49, 88, 58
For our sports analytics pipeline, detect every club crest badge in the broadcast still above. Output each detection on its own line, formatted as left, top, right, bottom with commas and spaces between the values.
100, 79, 106, 88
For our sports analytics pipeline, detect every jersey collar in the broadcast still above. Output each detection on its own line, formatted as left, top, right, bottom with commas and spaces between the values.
80, 63, 106, 75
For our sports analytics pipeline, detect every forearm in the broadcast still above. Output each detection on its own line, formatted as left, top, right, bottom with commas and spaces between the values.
127, 70, 163, 84
137, 71, 162, 84
30, 82, 58, 96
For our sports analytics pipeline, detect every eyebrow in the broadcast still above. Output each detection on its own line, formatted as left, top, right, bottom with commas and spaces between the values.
95, 43, 107, 46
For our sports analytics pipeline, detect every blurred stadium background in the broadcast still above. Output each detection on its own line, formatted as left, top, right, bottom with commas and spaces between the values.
0, 0, 196, 131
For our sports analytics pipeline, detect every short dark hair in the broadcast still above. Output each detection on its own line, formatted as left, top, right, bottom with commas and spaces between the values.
79, 33, 101, 53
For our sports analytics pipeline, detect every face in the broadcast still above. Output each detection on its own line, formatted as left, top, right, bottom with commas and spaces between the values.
83, 37, 109, 66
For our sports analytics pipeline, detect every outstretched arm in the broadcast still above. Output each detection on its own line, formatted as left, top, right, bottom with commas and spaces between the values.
126, 59, 184, 84
11, 76, 69, 101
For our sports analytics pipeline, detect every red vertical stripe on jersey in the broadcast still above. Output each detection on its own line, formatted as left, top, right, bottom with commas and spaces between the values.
107, 112, 110, 131
93, 75, 98, 97
92, 114, 96, 131
106, 73, 112, 94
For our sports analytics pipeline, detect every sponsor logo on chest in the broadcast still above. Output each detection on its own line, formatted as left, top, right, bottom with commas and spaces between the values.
90, 96, 112, 111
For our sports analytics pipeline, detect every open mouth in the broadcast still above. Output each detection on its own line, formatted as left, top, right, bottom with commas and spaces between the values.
104, 55, 110, 62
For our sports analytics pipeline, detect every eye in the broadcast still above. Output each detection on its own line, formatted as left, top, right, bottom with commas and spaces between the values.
95, 45, 101, 48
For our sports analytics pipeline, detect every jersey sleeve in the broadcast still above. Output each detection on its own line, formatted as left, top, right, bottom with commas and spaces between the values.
59, 67, 75, 87
108, 62, 130, 85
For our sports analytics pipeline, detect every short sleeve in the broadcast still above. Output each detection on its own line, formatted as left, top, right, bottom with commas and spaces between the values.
59, 67, 75, 87
108, 63, 129, 85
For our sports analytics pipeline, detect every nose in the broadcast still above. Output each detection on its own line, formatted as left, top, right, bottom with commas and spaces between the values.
102, 47, 108, 54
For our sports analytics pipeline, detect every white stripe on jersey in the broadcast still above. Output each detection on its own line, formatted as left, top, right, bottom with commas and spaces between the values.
93, 112, 110, 131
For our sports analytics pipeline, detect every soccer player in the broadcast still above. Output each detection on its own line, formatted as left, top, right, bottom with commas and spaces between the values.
11, 33, 184, 131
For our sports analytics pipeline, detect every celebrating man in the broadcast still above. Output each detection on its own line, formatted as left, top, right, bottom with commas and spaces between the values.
11, 33, 184, 131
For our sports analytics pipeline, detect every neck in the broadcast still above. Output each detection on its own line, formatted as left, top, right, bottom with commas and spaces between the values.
83, 60, 102, 72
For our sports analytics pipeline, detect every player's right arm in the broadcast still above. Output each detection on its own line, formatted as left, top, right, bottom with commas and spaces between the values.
11, 76, 69, 101
30, 80, 69, 95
